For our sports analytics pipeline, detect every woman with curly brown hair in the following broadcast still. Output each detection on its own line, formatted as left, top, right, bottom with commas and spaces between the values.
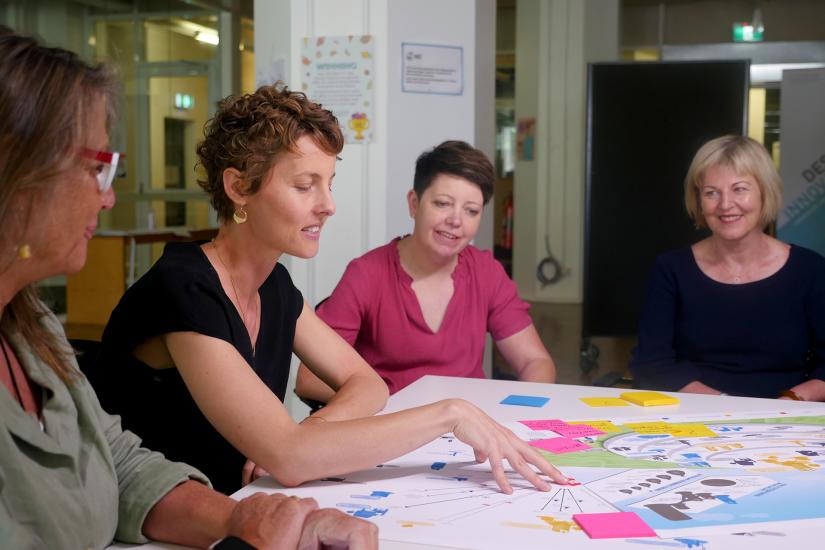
96, 84, 568, 496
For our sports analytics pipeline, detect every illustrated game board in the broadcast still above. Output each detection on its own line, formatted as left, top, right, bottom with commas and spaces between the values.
235, 411, 825, 549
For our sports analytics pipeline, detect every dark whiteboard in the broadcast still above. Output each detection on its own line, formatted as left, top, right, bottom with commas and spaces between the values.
583, 60, 749, 339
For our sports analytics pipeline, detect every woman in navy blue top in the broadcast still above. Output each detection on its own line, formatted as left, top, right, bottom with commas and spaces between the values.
630, 135, 825, 400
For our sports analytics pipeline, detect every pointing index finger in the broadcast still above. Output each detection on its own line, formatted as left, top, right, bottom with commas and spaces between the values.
523, 443, 569, 484
487, 453, 513, 494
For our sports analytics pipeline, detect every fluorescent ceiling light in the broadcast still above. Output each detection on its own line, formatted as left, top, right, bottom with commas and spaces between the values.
194, 30, 219, 45
171, 18, 219, 46
751, 62, 825, 83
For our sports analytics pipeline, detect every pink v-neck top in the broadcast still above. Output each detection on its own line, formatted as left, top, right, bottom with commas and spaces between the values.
317, 237, 532, 394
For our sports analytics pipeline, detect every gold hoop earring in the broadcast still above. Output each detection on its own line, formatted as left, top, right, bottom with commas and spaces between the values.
17, 244, 31, 260
233, 206, 248, 224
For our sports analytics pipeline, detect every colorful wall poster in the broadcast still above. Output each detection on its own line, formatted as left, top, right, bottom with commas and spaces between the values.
301, 35, 374, 143
517, 117, 536, 161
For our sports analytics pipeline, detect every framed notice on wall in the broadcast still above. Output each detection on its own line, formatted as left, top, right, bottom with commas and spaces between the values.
401, 42, 463, 95
301, 35, 375, 143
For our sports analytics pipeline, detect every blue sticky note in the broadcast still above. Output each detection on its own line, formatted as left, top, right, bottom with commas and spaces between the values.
500, 394, 550, 407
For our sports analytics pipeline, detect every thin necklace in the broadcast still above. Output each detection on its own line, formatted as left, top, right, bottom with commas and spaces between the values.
719, 252, 780, 284
212, 239, 258, 351
721, 262, 746, 284
1, 336, 25, 407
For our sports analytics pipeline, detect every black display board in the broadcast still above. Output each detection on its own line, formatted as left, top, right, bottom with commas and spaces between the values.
583, 60, 749, 345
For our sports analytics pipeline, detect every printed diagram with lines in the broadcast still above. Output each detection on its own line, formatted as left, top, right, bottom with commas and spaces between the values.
335, 473, 614, 527
603, 423, 825, 471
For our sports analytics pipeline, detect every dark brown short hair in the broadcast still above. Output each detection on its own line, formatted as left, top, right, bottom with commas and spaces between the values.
196, 84, 344, 221
413, 140, 495, 204
0, 26, 118, 382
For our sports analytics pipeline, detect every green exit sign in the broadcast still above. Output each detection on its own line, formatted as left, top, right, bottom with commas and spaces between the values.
174, 93, 194, 110
733, 22, 764, 42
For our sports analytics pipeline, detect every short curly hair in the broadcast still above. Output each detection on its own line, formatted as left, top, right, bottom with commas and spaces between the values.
196, 84, 344, 221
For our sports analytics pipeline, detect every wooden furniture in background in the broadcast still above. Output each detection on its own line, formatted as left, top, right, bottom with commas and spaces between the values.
65, 228, 217, 339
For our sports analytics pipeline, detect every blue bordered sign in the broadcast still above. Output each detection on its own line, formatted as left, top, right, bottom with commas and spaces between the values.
401, 42, 464, 96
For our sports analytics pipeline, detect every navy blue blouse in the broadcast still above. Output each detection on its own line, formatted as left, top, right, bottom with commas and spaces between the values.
630, 245, 825, 398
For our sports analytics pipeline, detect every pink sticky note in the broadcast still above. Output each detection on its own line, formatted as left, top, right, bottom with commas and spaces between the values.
520, 419, 605, 439
573, 512, 657, 539
519, 419, 569, 431
529, 437, 591, 454
552, 424, 605, 438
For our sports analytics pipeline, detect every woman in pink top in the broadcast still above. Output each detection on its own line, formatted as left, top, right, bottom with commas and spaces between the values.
297, 140, 556, 396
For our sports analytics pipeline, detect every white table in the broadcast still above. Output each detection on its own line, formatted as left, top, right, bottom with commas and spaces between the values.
123, 376, 825, 549
383, 375, 823, 420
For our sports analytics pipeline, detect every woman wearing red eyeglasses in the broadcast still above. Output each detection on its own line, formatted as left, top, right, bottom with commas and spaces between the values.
0, 26, 376, 550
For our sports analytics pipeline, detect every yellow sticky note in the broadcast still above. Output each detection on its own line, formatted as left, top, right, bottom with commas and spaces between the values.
620, 391, 680, 407
664, 423, 717, 438
622, 421, 671, 434
568, 420, 623, 433
579, 397, 631, 407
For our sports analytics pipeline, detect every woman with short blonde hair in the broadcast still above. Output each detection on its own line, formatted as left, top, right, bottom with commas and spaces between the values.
631, 135, 825, 401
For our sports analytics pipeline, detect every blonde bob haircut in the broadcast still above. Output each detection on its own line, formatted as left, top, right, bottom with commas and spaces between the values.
684, 135, 783, 230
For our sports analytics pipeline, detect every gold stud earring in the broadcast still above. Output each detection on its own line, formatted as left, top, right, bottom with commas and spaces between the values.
17, 244, 31, 260
233, 206, 248, 224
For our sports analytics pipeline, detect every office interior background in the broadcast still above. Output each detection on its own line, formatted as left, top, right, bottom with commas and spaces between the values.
3, 0, 824, 417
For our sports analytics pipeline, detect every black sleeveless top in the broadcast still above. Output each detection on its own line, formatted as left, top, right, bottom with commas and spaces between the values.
93, 241, 303, 494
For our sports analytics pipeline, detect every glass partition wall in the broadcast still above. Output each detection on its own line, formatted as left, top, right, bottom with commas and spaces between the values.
1, 1, 254, 318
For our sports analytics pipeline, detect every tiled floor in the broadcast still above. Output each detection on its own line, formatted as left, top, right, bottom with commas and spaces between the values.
494, 302, 636, 388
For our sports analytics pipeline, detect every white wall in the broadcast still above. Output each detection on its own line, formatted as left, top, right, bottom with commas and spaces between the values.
386, 0, 494, 243
474, 1, 497, 253
254, 0, 496, 418
513, 0, 618, 303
